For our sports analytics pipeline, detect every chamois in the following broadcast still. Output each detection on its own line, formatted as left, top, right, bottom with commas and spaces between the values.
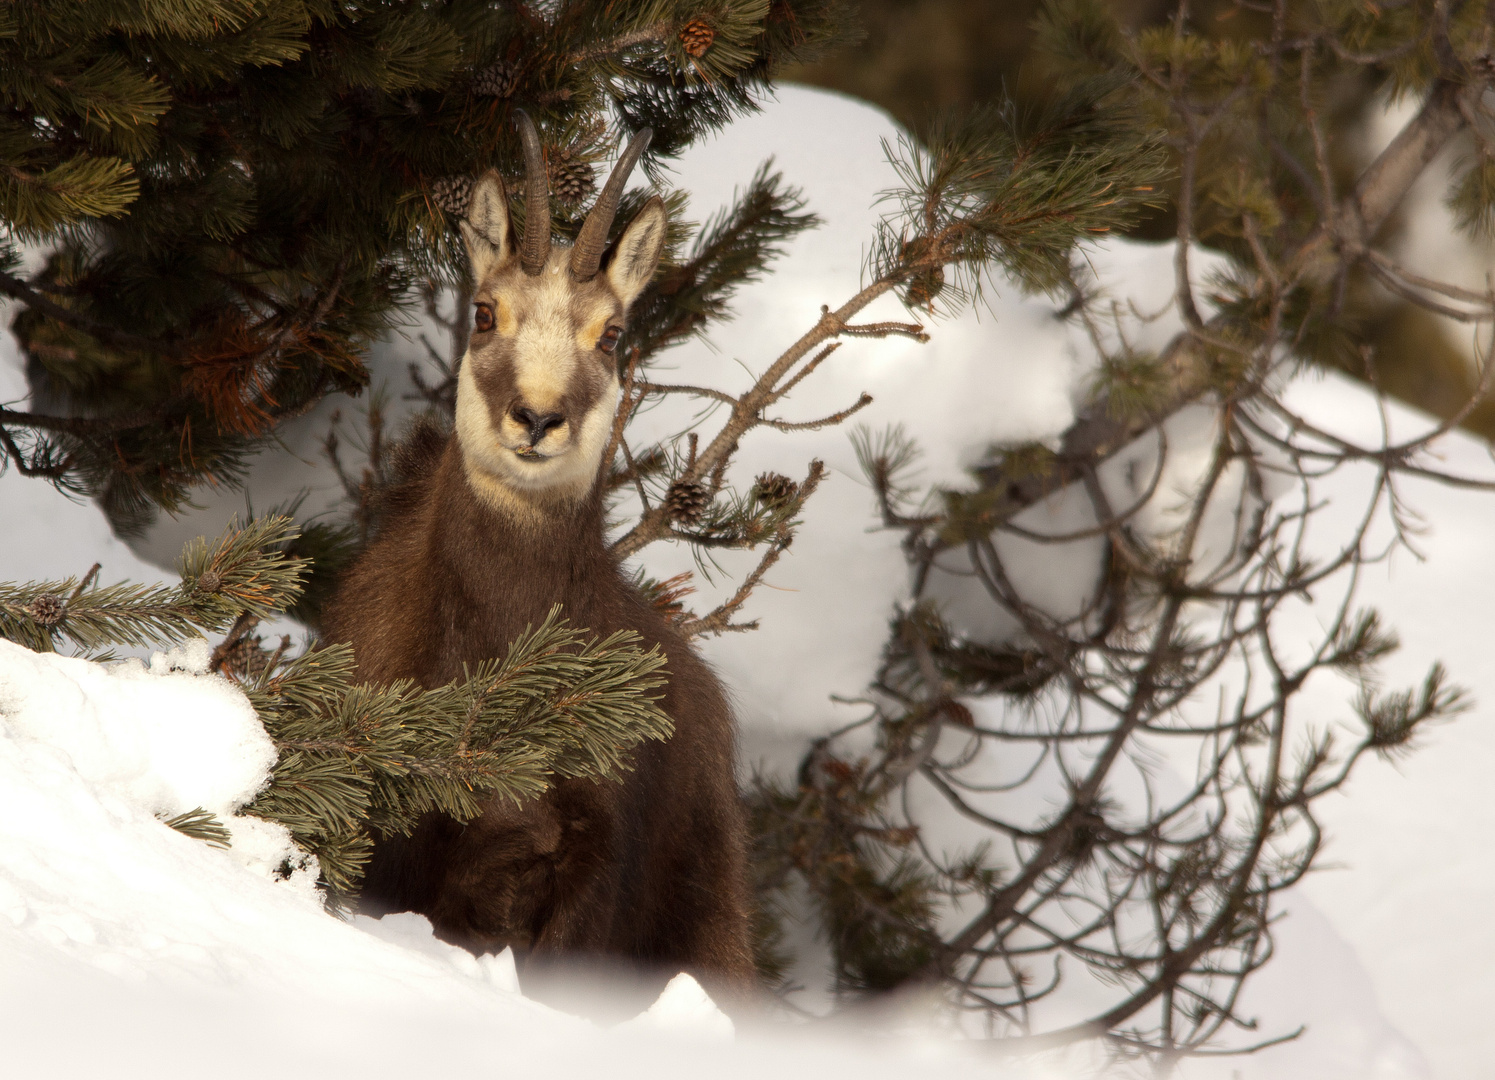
321, 116, 756, 1005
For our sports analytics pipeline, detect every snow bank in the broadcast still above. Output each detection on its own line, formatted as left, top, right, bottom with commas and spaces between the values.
617, 972, 736, 1041
0, 638, 271, 818
0, 635, 315, 886
0, 629, 1021, 1079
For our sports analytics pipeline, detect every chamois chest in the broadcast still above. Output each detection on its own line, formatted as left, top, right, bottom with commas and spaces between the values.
320, 436, 754, 1000
325, 440, 654, 690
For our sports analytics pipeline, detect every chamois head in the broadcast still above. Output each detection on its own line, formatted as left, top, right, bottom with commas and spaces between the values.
455, 114, 666, 511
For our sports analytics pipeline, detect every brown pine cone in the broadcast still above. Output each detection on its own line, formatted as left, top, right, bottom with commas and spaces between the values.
665, 480, 710, 524
430, 175, 474, 216
903, 267, 945, 308
218, 634, 275, 681
547, 150, 596, 205
678, 19, 714, 58
196, 569, 224, 594
472, 60, 519, 99
24, 593, 66, 628
752, 471, 799, 510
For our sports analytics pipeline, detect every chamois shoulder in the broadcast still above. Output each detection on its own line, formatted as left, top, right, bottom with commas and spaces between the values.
372, 412, 453, 528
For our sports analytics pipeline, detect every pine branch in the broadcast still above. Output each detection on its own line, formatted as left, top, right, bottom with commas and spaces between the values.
611, 282, 898, 559
243, 607, 672, 905
0, 515, 306, 652
626, 162, 821, 362
569, 21, 673, 64
956, 76, 1481, 552
0, 270, 167, 354
680, 460, 826, 637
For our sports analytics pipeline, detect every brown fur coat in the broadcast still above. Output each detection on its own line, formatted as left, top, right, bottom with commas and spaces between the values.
321, 426, 756, 1003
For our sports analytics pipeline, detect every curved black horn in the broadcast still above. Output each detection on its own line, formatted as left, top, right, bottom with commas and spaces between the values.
570, 126, 653, 282
516, 111, 550, 276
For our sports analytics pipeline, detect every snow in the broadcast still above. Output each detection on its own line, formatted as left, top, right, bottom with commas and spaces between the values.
2, 84, 1494, 1078
0, 625, 998, 1079
617, 972, 736, 1041
1261, 373, 1495, 1080
0, 638, 272, 820
350, 911, 523, 993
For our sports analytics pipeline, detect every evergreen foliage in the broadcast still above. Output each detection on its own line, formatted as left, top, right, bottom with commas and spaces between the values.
0, 0, 852, 531
875, 73, 1167, 302
624, 162, 821, 364
242, 607, 671, 905
161, 807, 234, 848
0, 517, 673, 907
0, 512, 307, 652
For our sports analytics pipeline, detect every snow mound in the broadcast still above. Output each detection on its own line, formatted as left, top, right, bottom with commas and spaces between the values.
0, 632, 1029, 1079
0, 637, 274, 821
352, 912, 523, 993
617, 972, 735, 1041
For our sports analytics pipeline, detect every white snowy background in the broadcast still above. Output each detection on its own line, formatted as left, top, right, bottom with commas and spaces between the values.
3, 86, 1493, 1078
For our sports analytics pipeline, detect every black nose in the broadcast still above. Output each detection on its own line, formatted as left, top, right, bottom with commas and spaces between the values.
511, 405, 565, 446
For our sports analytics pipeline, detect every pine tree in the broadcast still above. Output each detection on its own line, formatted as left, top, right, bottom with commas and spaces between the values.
0, 0, 853, 531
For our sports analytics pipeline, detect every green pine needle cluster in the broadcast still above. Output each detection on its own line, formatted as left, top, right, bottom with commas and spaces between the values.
242, 608, 670, 905
160, 807, 234, 849
0, 514, 308, 653
627, 162, 821, 363
875, 72, 1170, 302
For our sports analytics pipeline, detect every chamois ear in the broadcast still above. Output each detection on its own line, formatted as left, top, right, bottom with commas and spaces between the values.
605, 196, 667, 308
459, 170, 513, 282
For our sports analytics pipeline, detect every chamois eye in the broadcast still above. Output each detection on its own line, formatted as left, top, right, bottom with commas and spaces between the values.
597, 326, 622, 354
474, 303, 495, 333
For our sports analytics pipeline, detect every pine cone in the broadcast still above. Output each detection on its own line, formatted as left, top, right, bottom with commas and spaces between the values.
903, 267, 945, 308
665, 480, 710, 524
431, 175, 474, 216
678, 19, 714, 58
547, 150, 596, 205
937, 699, 975, 727
472, 59, 519, 99
24, 593, 66, 628
196, 569, 223, 594
219, 634, 274, 681
752, 471, 799, 510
